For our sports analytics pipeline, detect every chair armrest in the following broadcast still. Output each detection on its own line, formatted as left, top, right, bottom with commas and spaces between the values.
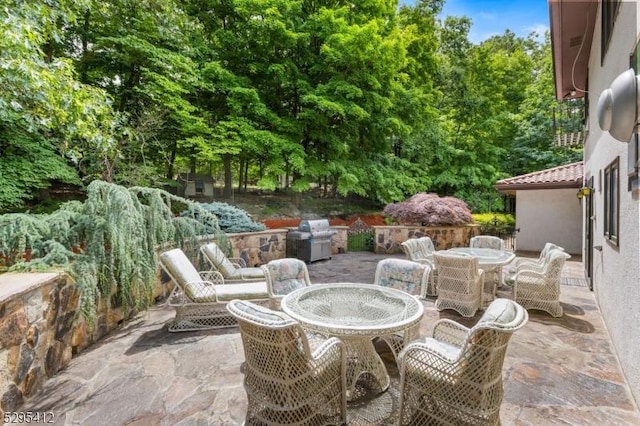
513, 269, 545, 281
515, 263, 545, 274
511, 270, 547, 293
174, 280, 224, 303
199, 270, 225, 284
432, 319, 469, 347
311, 336, 345, 363
400, 340, 460, 367
229, 257, 247, 268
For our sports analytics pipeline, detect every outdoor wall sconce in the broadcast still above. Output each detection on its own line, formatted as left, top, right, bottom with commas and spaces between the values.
576, 186, 593, 199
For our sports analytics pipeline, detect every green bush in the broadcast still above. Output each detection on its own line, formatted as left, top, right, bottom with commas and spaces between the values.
472, 213, 516, 234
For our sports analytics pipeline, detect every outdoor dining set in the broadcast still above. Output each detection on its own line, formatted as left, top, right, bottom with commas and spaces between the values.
158, 235, 571, 425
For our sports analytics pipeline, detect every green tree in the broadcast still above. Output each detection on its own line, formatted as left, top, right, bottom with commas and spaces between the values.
0, 1, 121, 211
506, 33, 582, 175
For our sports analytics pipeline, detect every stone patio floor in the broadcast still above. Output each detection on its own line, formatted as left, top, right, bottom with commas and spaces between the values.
22, 252, 640, 425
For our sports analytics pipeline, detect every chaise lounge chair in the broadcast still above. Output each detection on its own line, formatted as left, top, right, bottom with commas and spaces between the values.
159, 248, 269, 331
200, 241, 265, 282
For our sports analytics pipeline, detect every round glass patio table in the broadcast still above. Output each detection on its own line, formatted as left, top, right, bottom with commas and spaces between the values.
445, 247, 515, 268
281, 283, 424, 400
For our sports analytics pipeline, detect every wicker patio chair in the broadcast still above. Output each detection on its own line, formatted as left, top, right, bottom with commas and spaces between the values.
470, 235, 504, 251
261, 258, 312, 310
396, 298, 528, 426
227, 299, 347, 426
507, 249, 571, 317
159, 248, 269, 331
401, 237, 435, 263
401, 237, 437, 296
470, 235, 506, 287
509, 242, 565, 274
374, 258, 431, 298
200, 241, 265, 282
434, 252, 484, 317
373, 258, 431, 361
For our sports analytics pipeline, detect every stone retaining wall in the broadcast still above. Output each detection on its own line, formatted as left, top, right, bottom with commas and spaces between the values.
0, 272, 175, 416
225, 227, 348, 265
373, 224, 480, 254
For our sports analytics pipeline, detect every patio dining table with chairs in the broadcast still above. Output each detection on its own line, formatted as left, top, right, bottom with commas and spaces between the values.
281, 283, 424, 401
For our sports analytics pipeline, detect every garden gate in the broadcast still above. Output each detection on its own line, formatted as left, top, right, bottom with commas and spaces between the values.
347, 218, 374, 252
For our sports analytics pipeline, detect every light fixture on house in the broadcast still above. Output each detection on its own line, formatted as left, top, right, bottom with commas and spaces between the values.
576, 186, 593, 199
597, 68, 640, 142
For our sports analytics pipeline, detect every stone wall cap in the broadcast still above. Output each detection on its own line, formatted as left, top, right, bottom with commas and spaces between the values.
0, 273, 63, 303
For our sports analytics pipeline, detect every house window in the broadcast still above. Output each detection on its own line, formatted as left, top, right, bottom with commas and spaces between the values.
603, 157, 619, 245
195, 179, 204, 194
601, 0, 620, 63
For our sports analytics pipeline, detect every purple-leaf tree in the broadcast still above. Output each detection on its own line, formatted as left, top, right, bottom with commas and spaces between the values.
383, 193, 474, 226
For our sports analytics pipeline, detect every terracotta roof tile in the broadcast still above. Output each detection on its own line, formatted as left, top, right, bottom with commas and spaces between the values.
495, 161, 583, 191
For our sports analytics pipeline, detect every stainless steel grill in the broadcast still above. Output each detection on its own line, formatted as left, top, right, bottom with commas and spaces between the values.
286, 219, 336, 263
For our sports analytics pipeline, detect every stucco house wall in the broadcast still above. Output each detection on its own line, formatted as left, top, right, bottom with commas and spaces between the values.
515, 188, 582, 254
582, 1, 640, 404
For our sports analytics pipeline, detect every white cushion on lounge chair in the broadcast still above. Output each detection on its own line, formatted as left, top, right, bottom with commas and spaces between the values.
214, 282, 268, 302
231, 267, 265, 280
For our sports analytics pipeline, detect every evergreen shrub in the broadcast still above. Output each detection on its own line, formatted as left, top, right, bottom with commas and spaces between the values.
181, 202, 266, 234
0, 180, 226, 320
383, 192, 474, 226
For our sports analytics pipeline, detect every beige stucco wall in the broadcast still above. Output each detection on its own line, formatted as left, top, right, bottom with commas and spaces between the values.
515, 188, 582, 254
585, 0, 640, 405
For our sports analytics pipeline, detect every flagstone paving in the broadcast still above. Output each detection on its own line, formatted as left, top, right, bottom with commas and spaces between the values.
21, 252, 640, 425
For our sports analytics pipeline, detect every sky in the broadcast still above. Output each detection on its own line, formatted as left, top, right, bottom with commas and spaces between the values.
400, 0, 550, 44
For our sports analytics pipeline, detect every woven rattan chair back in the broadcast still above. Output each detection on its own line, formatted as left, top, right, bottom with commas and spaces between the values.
434, 252, 484, 317
374, 258, 431, 298
470, 235, 504, 251
261, 258, 312, 309
373, 258, 430, 363
401, 237, 435, 262
227, 300, 346, 425
397, 298, 528, 426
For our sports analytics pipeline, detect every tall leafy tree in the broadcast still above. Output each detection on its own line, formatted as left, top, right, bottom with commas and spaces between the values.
506, 33, 582, 175
70, 0, 209, 185
0, 1, 121, 211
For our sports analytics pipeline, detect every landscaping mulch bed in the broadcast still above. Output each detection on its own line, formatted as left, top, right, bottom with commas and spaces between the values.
263, 214, 386, 229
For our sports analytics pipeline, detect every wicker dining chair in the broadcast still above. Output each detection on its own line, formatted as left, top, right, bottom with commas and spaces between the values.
401, 237, 437, 296
508, 249, 571, 317
261, 258, 312, 310
470, 235, 504, 251
401, 237, 435, 263
374, 258, 432, 298
396, 298, 528, 426
227, 299, 347, 426
373, 258, 431, 362
200, 241, 265, 282
434, 252, 485, 317
159, 248, 269, 331
470, 235, 506, 286
509, 242, 565, 274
